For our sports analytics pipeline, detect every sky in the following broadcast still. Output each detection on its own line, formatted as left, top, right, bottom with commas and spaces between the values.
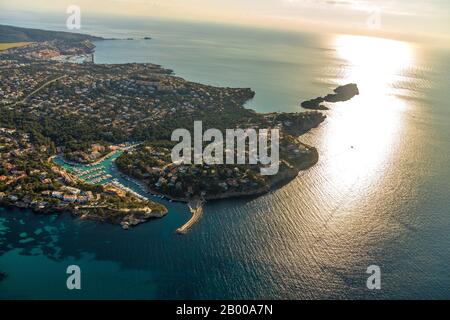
1, 0, 449, 42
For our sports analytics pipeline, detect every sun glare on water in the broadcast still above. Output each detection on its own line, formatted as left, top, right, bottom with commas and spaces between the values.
321, 35, 415, 201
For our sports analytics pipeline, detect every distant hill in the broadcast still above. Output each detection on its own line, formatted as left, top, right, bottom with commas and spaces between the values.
0, 24, 104, 43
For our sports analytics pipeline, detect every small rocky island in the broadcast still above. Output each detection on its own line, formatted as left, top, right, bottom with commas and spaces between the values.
301, 83, 359, 110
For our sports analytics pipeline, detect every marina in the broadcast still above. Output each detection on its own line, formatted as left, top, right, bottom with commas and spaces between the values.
54, 152, 120, 186
53, 151, 203, 233
53, 150, 176, 205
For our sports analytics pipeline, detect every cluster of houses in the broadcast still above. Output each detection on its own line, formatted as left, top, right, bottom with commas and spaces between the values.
0, 188, 95, 208
2, 39, 256, 146
150, 161, 263, 197
42, 186, 95, 204
116, 73, 178, 94
0, 65, 55, 105
4, 40, 94, 62
0, 128, 96, 207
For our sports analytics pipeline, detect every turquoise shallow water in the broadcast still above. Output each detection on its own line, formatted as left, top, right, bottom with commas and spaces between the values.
1, 15, 450, 299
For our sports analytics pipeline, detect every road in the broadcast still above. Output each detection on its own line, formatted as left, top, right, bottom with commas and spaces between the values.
11, 75, 67, 106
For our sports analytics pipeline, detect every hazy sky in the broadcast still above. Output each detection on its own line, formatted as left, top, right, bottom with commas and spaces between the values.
1, 0, 449, 41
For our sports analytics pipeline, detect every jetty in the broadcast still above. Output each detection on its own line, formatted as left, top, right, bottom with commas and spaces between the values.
176, 198, 204, 235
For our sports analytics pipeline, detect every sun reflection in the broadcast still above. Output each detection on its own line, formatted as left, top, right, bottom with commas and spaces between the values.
322, 35, 415, 200
335, 35, 413, 97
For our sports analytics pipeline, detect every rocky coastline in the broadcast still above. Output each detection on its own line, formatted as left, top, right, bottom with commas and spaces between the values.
0, 196, 168, 228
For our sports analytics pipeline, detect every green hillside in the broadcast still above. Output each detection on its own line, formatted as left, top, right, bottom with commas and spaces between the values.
0, 24, 103, 43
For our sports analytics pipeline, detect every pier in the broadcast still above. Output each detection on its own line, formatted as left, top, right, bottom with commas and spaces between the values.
176, 198, 204, 235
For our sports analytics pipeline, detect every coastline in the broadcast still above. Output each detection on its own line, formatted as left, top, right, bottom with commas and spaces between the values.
53, 156, 168, 228
0, 191, 168, 228
0, 25, 325, 234
140, 142, 319, 204
89, 142, 319, 233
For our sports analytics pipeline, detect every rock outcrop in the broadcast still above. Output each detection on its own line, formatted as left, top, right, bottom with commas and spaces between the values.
300, 83, 359, 110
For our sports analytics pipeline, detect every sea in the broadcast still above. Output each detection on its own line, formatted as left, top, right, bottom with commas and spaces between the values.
1, 12, 450, 299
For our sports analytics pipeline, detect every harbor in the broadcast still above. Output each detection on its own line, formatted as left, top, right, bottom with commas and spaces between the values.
54, 152, 121, 186
53, 151, 203, 233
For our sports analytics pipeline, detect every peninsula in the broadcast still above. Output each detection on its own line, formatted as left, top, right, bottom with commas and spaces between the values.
0, 25, 326, 230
